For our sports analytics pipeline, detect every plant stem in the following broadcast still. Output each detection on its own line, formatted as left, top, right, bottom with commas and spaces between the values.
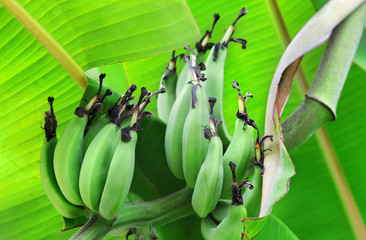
70, 215, 113, 240
113, 186, 194, 230
69, 187, 194, 239
0, 0, 88, 89
282, 3, 366, 152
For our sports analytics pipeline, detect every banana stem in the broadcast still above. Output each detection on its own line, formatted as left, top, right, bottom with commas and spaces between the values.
70, 215, 112, 240
282, 3, 366, 152
113, 186, 194, 229
69, 187, 194, 239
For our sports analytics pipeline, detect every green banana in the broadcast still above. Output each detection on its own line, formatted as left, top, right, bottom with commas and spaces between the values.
175, 13, 220, 97
211, 199, 231, 223
99, 127, 137, 220
79, 122, 121, 212
182, 64, 210, 188
99, 87, 162, 220
53, 74, 106, 206
201, 8, 248, 147
201, 161, 252, 240
82, 85, 137, 155
157, 51, 178, 123
221, 81, 255, 199
165, 54, 198, 180
191, 98, 223, 218
40, 97, 85, 218
82, 113, 111, 156
242, 163, 262, 218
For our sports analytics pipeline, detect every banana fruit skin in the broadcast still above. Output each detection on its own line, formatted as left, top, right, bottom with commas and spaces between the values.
191, 130, 223, 217
242, 164, 262, 217
99, 129, 137, 220
201, 44, 231, 146
201, 160, 250, 240
165, 82, 192, 180
211, 199, 231, 223
40, 137, 85, 218
41, 97, 85, 218
221, 118, 254, 199
201, 203, 247, 240
53, 111, 88, 206
182, 84, 210, 188
79, 122, 120, 212
82, 113, 110, 156
157, 53, 178, 123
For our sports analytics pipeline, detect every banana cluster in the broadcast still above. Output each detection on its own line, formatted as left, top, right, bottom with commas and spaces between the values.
40, 74, 164, 221
39, 6, 269, 239
158, 8, 270, 239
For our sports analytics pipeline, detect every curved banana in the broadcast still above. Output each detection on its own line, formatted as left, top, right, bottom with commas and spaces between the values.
54, 74, 105, 206
182, 80, 210, 188
175, 13, 220, 97
221, 81, 255, 199
157, 51, 178, 123
165, 55, 198, 180
201, 8, 248, 147
191, 98, 223, 218
201, 203, 247, 240
40, 97, 85, 218
99, 128, 137, 220
79, 122, 121, 212
99, 87, 162, 220
201, 161, 252, 240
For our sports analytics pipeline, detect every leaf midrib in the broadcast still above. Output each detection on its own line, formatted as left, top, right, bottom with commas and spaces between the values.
0, 0, 87, 89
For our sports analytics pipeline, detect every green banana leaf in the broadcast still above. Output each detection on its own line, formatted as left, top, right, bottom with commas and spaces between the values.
1, 0, 366, 239
255, 215, 299, 240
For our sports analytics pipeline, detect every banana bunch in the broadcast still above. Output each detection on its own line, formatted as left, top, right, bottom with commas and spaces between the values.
158, 7, 265, 221
40, 73, 164, 221
39, 6, 268, 237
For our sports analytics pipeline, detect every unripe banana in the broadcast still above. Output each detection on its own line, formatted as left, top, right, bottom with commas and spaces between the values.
182, 83, 210, 188
165, 54, 198, 180
157, 51, 178, 123
201, 203, 247, 240
99, 87, 162, 220
82, 113, 110, 156
175, 14, 220, 97
191, 98, 223, 218
53, 112, 88, 206
79, 122, 121, 212
99, 128, 137, 220
242, 163, 262, 217
211, 198, 231, 223
40, 97, 85, 218
201, 8, 248, 147
201, 161, 252, 240
221, 81, 255, 199
54, 74, 106, 206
